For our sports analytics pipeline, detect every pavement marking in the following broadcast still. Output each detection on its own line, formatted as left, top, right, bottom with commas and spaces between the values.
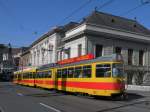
39, 103, 61, 112
17, 93, 24, 96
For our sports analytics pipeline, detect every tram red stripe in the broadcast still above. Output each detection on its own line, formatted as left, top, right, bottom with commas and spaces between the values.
19, 79, 124, 90
57, 81, 124, 90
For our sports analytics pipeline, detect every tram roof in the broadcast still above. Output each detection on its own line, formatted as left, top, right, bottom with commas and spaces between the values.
37, 63, 56, 70
58, 54, 123, 68
37, 54, 123, 70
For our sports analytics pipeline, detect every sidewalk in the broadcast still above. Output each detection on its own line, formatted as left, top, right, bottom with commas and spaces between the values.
126, 85, 150, 91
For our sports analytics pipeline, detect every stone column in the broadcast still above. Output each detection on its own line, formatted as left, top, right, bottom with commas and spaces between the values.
121, 48, 128, 65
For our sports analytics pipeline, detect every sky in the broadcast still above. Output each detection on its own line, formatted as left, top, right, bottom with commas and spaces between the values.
0, 0, 150, 47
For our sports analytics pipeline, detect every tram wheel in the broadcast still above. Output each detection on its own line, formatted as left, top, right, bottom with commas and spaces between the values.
120, 93, 128, 100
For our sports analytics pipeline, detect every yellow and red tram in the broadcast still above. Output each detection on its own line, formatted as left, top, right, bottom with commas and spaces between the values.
13, 54, 126, 98
35, 67, 55, 89
13, 68, 36, 86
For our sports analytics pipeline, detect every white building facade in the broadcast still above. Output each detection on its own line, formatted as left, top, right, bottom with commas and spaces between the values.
30, 31, 62, 67
58, 11, 150, 85
30, 22, 78, 67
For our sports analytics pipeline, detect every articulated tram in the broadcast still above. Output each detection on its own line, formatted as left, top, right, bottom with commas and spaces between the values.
13, 54, 126, 98
13, 68, 36, 86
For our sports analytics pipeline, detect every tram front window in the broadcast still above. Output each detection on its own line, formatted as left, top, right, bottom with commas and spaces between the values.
96, 64, 111, 77
112, 63, 124, 77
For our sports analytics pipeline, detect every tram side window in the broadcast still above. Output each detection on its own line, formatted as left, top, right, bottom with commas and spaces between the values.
42, 72, 46, 78
32, 72, 35, 78
29, 73, 32, 79
23, 73, 26, 79
62, 69, 67, 78
44, 71, 52, 78
32, 72, 34, 78
68, 68, 74, 78
43, 72, 46, 78
74, 67, 82, 78
18, 74, 21, 80
37, 72, 40, 78
31, 72, 34, 78
22, 74, 25, 79
29, 73, 31, 79
36, 72, 39, 78
27, 73, 29, 79
38, 72, 43, 78
29, 72, 32, 78
48, 70, 52, 78
96, 64, 111, 77
83, 65, 92, 78
25, 73, 28, 79
57, 70, 62, 78
37, 72, 41, 78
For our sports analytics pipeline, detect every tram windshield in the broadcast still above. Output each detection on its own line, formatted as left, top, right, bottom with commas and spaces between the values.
112, 63, 124, 77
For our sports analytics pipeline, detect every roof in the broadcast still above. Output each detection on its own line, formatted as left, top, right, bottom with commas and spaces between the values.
11, 48, 22, 55
30, 27, 63, 47
30, 22, 79, 47
37, 54, 122, 70
82, 11, 150, 35
58, 53, 123, 68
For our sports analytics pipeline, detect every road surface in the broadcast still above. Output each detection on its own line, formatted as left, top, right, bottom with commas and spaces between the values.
0, 82, 150, 112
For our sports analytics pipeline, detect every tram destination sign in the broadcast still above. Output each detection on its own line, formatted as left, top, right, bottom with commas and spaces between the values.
57, 54, 94, 65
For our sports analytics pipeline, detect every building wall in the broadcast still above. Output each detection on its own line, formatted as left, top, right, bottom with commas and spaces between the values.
62, 32, 150, 67
19, 52, 31, 69
30, 33, 61, 67
62, 37, 86, 59
87, 35, 149, 66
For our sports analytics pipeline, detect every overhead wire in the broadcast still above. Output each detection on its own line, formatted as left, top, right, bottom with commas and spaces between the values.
59, 0, 115, 27
96, 0, 114, 10
57, 0, 94, 26
120, 0, 150, 16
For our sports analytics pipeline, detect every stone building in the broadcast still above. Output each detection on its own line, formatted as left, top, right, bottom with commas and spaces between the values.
0, 44, 24, 81
17, 47, 31, 70
30, 22, 78, 67
57, 11, 150, 85
0, 44, 14, 81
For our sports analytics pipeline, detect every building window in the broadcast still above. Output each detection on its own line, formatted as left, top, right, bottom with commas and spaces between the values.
139, 50, 144, 65
3, 53, 8, 61
95, 44, 103, 58
115, 47, 122, 54
128, 49, 133, 65
78, 44, 82, 56
66, 47, 70, 59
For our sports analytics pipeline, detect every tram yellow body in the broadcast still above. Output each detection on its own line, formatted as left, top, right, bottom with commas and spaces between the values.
21, 68, 36, 87
54, 61, 125, 96
35, 69, 55, 89
14, 54, 126, 97
13, 68, 36, 86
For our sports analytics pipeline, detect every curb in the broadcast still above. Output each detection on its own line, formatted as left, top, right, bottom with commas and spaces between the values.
126, 85, 150, 91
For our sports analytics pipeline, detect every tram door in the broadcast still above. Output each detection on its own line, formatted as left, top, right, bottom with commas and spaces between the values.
53, 69, 58, 90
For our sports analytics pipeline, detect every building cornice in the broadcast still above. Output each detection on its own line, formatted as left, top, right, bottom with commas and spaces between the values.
63, 23, 150, 43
